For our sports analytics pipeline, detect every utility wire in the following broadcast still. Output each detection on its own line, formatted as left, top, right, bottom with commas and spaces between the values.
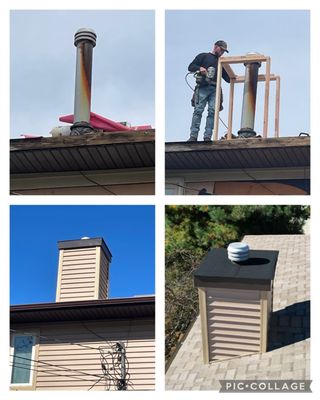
10, 361, 99, 384
81, 323, 115, 349
79, 171, 117, 195
88, 376, 105, 391
241, 169, 278, 195
10, 328, 99, 352
10, 354, 103, 380
98, 343, 131, 391
82, 323, 133, 390
80, 323, 111, 342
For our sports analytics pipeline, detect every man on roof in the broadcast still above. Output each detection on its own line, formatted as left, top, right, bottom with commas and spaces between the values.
187, 40, 230, 142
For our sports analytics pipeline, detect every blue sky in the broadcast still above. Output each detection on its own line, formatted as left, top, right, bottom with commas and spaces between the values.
10, 205, 155, 304
10, 10, 155, 138
166, 10, 310, 141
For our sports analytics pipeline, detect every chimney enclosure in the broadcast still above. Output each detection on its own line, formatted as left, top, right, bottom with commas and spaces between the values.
194, 246, 278, 363
56, 237, 112, 302
71, 28, 97, 135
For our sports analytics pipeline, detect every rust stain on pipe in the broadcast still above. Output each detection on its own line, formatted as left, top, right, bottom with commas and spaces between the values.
247, 64, 259, 116
76, 42, 93, 120
238, 60, 261, 137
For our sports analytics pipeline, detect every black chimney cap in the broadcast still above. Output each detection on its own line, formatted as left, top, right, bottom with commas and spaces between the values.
58, 237, 112, 262
194, 248, 278, 291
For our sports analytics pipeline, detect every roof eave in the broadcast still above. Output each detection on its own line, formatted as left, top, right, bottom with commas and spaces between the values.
10, 296, 155, 324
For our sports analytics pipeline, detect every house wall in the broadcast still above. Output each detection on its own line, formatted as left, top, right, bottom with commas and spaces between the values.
11, 318, 155, 391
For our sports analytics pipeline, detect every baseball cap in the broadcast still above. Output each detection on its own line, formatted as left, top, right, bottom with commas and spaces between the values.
215, 40, 229, 53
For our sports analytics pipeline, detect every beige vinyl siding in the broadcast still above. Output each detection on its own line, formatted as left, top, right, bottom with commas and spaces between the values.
206, 288, 261, 361
57, 248, 98, 302
12, 319, 155, 391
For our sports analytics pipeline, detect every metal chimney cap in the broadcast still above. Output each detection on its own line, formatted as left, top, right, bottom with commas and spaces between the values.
227, 242, 249, 252
74, 28, 97, 47
244, 52, 262, 66
246, 51, 261, 56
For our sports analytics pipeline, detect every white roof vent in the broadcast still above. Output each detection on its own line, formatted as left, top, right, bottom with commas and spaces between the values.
227, 242, 249, 262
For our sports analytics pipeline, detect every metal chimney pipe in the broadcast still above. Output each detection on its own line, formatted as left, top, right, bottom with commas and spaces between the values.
71, 28, 97, 135
238, 54, 261, 138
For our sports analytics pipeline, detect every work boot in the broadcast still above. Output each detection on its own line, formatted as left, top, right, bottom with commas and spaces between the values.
187, 136, 197, 142
203, 137, 212, 142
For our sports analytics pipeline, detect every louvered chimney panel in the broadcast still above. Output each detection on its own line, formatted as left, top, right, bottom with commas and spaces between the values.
206, 288, 261, 361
